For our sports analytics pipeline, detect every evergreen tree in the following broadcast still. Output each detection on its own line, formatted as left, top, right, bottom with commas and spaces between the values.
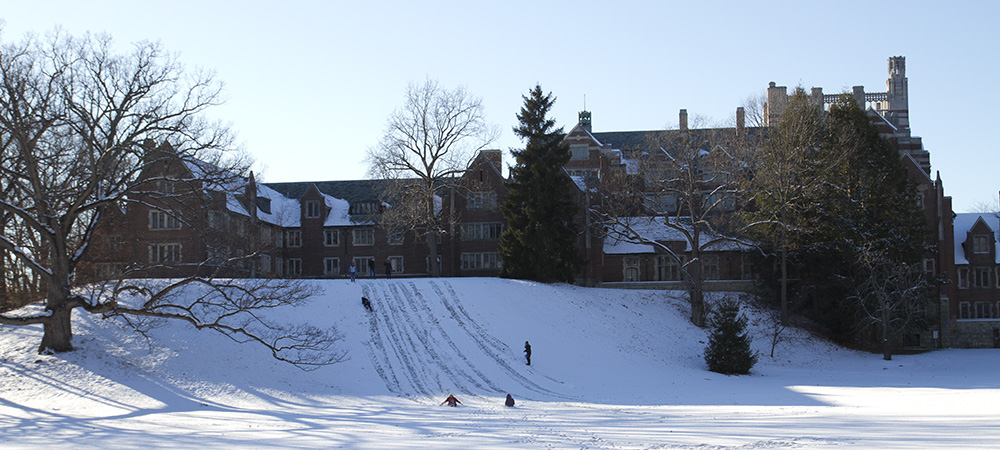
704, 299, 758, 375
499, 85, 583, 282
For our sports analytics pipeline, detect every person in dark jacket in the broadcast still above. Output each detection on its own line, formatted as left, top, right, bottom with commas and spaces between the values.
368, 259, 376, 279
505, 393, 515, 407
524, 341, 531, 365
384, 258, 392, 278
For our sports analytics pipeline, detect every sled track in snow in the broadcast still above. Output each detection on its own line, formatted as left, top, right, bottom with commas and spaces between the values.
360, 280, 572, 401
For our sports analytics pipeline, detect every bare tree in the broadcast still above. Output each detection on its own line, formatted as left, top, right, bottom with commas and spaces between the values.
598, 119, 747, 327
849, 244, 930, 360
367, 79, 498, 276
0, 30, 344, 369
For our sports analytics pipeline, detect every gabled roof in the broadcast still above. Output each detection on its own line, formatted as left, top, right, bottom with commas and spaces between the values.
953, 213, 1000, 265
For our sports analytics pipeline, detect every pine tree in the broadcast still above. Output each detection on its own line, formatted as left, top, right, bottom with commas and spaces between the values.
704, 299, 758, 375
499, 85, 583, 282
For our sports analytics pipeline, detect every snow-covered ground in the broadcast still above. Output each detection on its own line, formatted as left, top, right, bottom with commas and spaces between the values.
1, 278, 998, 449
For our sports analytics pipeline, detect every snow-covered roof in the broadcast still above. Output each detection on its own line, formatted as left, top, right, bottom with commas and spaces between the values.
604, 216, 750, 255
953, 213, 1000, 265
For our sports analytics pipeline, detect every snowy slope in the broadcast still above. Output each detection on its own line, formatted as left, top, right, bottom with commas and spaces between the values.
2, 278, 999, 449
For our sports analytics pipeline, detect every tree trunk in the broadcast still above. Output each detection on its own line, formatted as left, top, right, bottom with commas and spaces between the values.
882, 305, 892, 361
39, 301, 73, 353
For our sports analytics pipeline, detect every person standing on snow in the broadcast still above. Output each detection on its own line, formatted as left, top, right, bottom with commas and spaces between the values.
524, 341, 531, 365
368, 259, 376, 279
505, 393, 515, 407
349, 261, 357, 282
384, 258, 392, 278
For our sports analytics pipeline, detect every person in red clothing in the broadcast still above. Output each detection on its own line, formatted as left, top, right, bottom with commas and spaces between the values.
441, 394, 461, 407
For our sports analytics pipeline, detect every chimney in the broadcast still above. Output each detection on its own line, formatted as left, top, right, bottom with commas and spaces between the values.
852, 86, 866, 109
810, 87, 824, 106
736, 107, 745, 134
679, 109, 688, 131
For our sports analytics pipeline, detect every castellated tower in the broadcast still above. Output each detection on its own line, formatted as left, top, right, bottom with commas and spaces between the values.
879, 56, 910, 130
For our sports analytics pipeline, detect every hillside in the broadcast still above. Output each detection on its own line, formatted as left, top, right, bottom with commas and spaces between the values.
1, 278, 998, 449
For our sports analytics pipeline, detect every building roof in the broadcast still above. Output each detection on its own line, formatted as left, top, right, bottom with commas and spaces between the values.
604, 216, 751, 254
953, 213, 1000, 265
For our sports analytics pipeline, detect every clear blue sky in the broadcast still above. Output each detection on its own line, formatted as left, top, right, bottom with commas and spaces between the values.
2, 1, 996, 212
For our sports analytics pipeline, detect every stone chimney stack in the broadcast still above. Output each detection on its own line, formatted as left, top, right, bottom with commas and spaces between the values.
736, 107, 745, 134
852, 86, 866, 109
764, 81, 787, 126
810, 87, 824, 106
679, 109, 688, 131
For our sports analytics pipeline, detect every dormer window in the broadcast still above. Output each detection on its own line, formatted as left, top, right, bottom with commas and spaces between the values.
973, 234, 991, 254
305, 200, 322, 218
256, 197, 272, 215
350, 201, 379, 215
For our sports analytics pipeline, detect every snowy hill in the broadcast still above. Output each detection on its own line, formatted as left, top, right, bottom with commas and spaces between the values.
2, 278, 999, 449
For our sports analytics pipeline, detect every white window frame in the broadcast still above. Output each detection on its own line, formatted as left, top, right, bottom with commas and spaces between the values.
623, 256, 640, 282
286, 229, 302, 248
259, 254, 271, 274
466, 191, 497, 210
975, 267, 991, 289
703, 254, 720, 280
286, 258, 302, 276
324, 229, 340, 247
974, 235, 991, 254
149, 243, 182, 264
353, 228, 375, 246
460, 252, 499, 270
354, 257, 374, 276
323, 257, 340, 276
388, 256, 404, 273
958, 267, 969, 289
305, 200, 322, 219
149, 210, 181, 230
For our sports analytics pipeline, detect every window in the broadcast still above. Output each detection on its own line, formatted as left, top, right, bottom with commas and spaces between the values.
149, 243, 182, 264
275, 229, 284, 248
104, 235, 124, 252
570, 145, 588, 160
923, 258, 936, 277
354, 257, 374, 276
208, 211, 228, 230
959, 302, 971, 319
149, 210, 181, 230
975, 302, 993, 319
655, 255, 682, 281
975, 267, 991, 289
388, 256, 404, 273
466, 191, 497, 210
350, 202, 379, 215
460, 222, 504, 241
461, 252, 499, 270
155, 180, 174, 194
286, 258, 302, 276
285, 229, 302, 248
259, 254, 271, 274
275, 257, 284, 276
974, 234, 991, 254
388, 229, 404, 245
353, 229, 374, 246
958, 267, 969, 289
324, 229, 340, 247
702, 255, 720, 280
305, 200, 322, 218
323, 257, 340, 276
623, 257, 640, 282
260, 226, 272, 246
95, 263, 126, 279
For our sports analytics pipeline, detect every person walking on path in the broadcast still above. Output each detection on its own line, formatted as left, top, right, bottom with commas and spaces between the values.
505, 393, 515, 407
384, 258, 392, 279
349, 261, 357, 282
524, 341, 531, 366
368, 259, 376, 279
441, 394, 461, 407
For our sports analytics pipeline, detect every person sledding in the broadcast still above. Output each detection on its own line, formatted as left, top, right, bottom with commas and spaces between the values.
441, 394, 462, 407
